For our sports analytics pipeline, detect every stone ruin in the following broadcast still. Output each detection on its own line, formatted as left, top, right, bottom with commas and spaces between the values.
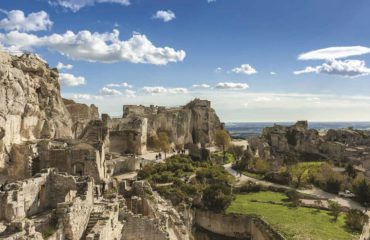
0, 52, 223, 239
249, 121, 370, 177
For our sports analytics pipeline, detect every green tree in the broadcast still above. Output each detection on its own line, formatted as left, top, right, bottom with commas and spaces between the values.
352, 174, 370, 206
290, 164, 308, 188
215, 130, 231, 161
228, 144, 245, 163
328, 200, 341, 221
157, 132, 171, 159
345, 209, 369, 232
345, 164, 357, 179
254, 158, 270, 173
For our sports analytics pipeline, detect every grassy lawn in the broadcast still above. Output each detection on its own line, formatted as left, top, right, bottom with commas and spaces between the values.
226, 192, 359, 240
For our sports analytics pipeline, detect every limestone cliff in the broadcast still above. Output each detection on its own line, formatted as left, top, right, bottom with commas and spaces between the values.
0, 52, 73, 169
113, 99, 223, 151
250, 121, 370, 177
63, 98, 99, 138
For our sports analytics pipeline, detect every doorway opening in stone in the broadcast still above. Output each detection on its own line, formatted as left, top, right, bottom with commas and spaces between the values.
73, 162, 85, 176
31, 157, 40, 176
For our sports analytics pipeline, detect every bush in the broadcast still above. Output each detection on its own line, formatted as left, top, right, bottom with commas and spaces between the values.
238, 181, 262, 193
345, 209, 369, 232
285, 189, 300, 206
202, 183, 234, 213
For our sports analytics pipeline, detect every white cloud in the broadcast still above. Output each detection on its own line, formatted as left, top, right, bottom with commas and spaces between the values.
231, 64, 257, 75
106, 82, 132, 88
192, 84, 211, 88
100, 87, 122, 96
208, 0, 216, 3
0, 10, 53, 32
49, 0, 130, 12
56, 62, 73, 70
152, 10, 176, 22
0, 30, 186, 65
298, 46, 370, 60
72, 94, 102, 100
215, 82, 249, 90
142, 86, 188, 94
294, 59, 370, 78
270, 71, 276, 75
124, 89, 136, 97
214, 67, 222, 73
59, 73, 86, 86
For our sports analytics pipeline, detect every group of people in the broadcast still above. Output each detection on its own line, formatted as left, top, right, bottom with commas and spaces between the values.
155, 153, 162, 160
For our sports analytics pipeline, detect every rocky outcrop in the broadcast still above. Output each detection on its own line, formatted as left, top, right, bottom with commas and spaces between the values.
0, 52, 73, 170
250, 121, 370, 177
63, 98, 99, 138
112, 99, 223, 153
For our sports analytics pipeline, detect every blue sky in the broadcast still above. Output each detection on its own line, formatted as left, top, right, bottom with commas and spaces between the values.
1, 0, 370, 122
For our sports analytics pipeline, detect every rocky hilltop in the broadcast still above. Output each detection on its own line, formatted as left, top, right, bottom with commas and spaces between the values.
108, 99, 223, 154
249, 121, 370, 177
0, 52, 73, 170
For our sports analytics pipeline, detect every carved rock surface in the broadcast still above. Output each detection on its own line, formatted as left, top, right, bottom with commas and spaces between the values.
63, 98, 99, 138
0, 52, 73, 169
119, 98, 223, 146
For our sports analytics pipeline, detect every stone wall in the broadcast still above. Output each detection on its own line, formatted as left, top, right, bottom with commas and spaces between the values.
86, 202, 123, 240
56, 176, 94, 240
0, 169, 93, 224
121, 213, 169, 240
63, 98, 99, 139
194, 210, 284, 240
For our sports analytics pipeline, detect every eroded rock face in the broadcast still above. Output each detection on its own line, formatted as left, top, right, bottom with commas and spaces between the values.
250, 121, 370, 177
0, 52, 73, 169
117, 98, 223, 148
63, 98, 99, 138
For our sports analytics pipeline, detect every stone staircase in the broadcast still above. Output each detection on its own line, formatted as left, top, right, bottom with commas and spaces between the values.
81, 205, 104, 239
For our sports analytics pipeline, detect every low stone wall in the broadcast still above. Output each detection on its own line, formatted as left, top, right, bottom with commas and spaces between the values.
194, 210, 285, 240
121, 212, 169, 240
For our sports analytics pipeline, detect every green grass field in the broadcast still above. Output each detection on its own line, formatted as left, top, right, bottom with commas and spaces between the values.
226, 192, 359, 240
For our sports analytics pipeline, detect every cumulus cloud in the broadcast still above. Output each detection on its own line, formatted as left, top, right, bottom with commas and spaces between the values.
56, 62, 73, 70
215, 82, 249, 90
298, 46, 370, 60
231, 64, 257, 75
192, 84, 210, 88
49, 0, 130, 12
0, 30, 186, 65
294, 59, 370, 78
142, 86, 188, 94
106, 82, 132, 88
0, 10, 53, 32
152, 10, 176, 22
73, 94, 102, 100
100, 87, 122, 96
59, 73, 86, 86
123, 89, 136, 97
270, 71, 276, 75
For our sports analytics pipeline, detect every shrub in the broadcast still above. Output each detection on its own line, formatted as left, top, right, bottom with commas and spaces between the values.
202, 183, 233, 213
345, 209, 369, 232
285, 189, 300, 206
238, 181, 262, 193
328, 200, 341, 221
